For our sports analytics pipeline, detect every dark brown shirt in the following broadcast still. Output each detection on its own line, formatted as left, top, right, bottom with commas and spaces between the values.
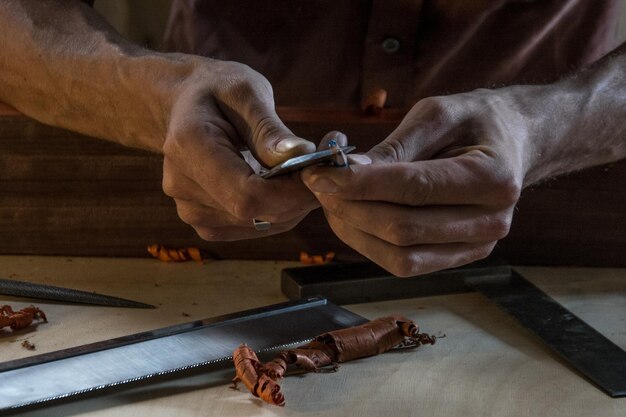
163, 0, 622, 109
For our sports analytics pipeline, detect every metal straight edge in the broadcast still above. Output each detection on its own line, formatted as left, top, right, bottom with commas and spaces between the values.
467, 271, 626, 398
0, 297, 367, 411
0, 278, 155, 308
281, 257, 511, 304
281, 259, 625, 398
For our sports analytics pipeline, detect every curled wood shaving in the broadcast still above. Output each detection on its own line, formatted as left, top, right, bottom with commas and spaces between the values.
147, 244, 203, 263
1, 305, 47, 332
299, 251, 335, 265
231, 344, 285, 406
232, 315, 438, 406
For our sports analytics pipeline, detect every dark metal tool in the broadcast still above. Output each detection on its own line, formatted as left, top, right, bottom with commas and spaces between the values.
282, 257, 510, 304
0, 278, 154, 309
0, 297, 366, 411
281, 260, 626, 398
467, 271, 626, 398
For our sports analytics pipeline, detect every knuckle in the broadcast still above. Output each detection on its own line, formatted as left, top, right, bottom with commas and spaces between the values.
469, 243, 496, 262
163, 130, 199, 162
233, 62, 271, 87
254, 73, 273, 96
221, 76, 253, 101
176, 204, 204, 226
230, 192, 262, 220
389, 252, 424, 278
165, 120, 204, 147
474, 213, 511, 241
412, 96, 455, 127
162, 137, 177, 157
162, 173, 178, 198
493, 174, 522, 205
219, 63, 272, 99
488, 215, 512, 240
408, 169, 433, 206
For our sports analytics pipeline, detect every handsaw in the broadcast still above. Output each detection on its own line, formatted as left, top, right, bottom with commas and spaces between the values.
0, 297, 366, 411
0, 278, 154, 308
281, 260, 626, 398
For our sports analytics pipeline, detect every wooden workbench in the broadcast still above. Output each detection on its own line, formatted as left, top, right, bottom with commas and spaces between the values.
1, 256, 624, 416
2, 105, 626, 267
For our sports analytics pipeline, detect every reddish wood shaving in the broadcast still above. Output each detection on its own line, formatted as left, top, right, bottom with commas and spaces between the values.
147, 244, 203, 263
299, 251, 335, 265
231, 315, 438, 406
1, 305, 47, 331
231, 344, 285, 406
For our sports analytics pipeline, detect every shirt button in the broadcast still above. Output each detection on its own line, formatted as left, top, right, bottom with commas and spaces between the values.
381, 37, 401, 54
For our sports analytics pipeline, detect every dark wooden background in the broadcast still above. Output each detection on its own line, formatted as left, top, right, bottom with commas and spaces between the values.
1, 105, 624, 266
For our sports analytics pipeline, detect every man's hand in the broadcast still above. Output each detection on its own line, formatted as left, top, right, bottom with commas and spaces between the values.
0, 1, 319, 241
302, 90, 525, 276
162, 59, 318, 240
303, 38, 626, 277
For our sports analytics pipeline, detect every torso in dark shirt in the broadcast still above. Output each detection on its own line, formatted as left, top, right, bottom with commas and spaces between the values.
163, 0, 622, 109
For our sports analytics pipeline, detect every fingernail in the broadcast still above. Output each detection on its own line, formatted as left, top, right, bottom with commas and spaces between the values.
276, 138, 315, 155
321, 131, 348, 148
309, 177, 339, 193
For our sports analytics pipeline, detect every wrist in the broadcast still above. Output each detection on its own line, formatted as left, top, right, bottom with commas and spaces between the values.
506, 45, 626, 186
497, 83, 562, 186
106, 50, 202, 153
0, 0, 204, 154
498, 80, 591, 186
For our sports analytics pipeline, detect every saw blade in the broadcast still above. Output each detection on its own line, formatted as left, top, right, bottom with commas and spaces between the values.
0, 297, 367, 411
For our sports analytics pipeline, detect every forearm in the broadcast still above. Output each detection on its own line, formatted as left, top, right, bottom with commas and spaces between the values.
0, 0, 196, 152
508, 42, 626, 186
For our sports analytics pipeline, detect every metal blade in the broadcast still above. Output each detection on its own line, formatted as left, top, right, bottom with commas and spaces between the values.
0, 278, 154, 308
468, 271, 626, 398
0, 297, 366, 411
261, 145, 356, 178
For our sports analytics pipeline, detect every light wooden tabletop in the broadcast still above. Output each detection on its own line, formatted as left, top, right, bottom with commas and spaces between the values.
1, 256, 624, 417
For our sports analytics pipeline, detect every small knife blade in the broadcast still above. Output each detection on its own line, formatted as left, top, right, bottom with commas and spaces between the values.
0, 278, 155, 309
260, 145, 356, 178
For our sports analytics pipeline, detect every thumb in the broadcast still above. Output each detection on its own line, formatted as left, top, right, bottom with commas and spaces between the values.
250, 114, 316, 167
215, 73, 316, 167
233, 100, 315, 167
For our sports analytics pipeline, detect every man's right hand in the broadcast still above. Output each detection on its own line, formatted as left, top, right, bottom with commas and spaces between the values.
162, 59, 319, 240
0, 1, 320, 242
